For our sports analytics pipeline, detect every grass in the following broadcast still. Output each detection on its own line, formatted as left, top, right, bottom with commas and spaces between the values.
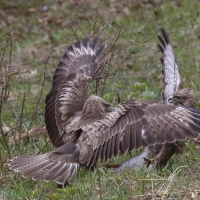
0, 0, 200, 199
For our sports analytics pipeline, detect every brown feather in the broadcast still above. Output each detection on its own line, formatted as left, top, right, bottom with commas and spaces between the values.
144, 28, 197, 169
158, 28, 183, 104
45, 38, 104, 147
9, 36, 200, 186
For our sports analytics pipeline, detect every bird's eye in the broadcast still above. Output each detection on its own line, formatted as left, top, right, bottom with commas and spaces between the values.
174, 96, 181, 99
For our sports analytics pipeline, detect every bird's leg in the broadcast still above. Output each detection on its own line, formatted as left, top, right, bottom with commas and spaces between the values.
143, 157, 156, 169
143, 143, 175, 169
144, 144, 167, 169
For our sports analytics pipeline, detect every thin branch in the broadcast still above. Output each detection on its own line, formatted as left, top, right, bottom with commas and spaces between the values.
27, 52, 51, 133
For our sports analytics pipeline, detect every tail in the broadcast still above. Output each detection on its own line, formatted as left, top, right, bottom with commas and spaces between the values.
9, 142, 80, 185
45, 37, 104, 148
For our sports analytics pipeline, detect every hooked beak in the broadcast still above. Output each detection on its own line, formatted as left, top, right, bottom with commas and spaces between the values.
168, 96, 180, 104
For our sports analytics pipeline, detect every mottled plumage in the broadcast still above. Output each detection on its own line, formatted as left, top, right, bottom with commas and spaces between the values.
9, 36, 200, 185
148, 29, 197, 168
169, 88, 196, 107
114, 29, 197, 171
45, 37, 104, 147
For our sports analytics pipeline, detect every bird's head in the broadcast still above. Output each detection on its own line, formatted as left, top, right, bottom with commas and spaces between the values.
80, 95, 112, 125
168, 88, 196, 107
88, 95, 112, 113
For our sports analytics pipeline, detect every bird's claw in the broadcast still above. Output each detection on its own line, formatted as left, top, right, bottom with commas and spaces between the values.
143, 157, 156, 168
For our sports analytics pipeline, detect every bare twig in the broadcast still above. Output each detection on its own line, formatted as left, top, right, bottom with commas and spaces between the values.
18, 92, 26, 147
0, 29, 16, 158
26, 52, 51, 134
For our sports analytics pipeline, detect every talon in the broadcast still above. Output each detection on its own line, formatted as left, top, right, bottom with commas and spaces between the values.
143, 157, 156, 168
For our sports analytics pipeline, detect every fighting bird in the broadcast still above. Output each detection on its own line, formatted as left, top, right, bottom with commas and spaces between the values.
9, 36, 200, 186
114, 29, 197, 172
144, 28, 197, 168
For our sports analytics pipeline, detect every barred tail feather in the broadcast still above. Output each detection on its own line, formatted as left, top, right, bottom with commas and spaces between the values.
9, 153, 80, 185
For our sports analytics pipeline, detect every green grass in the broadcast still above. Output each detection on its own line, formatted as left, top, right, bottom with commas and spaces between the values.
0, 0, 200, 199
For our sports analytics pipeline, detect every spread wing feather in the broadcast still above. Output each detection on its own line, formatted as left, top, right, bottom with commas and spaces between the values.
158, 28, 183, 104
9, 35, 200, 186
79, 100, 200, 166
9, 141, 81, 185
45, 38, 104, 147
9, 100, 200, 185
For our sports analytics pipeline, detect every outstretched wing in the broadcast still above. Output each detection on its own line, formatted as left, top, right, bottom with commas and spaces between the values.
9, 100, 200, 185
45, 38, 104, 147
9, 141, 81, 185
158, 28, 183, 104
79, 100, 200, 167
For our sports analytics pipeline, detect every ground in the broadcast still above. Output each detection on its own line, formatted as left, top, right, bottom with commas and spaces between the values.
0, 0, 200, 199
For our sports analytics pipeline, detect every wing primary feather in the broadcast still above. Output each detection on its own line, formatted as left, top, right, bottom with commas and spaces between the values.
106, 137, 112, 161
92, 37, 99, 51
101, 141, 108, 162
83, 38, 89, 49
157, 44, 164, 54
114, 132, 121, 157
75, 40, 81, 49
109, 135, 117, 159
94, 144, 104, 166
96, 45, 104, 60
157, 34, 167, 47
160, 28, 170, 44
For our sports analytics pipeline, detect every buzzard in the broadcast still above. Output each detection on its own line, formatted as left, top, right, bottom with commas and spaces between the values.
145, 29, 197, 168
9, 37, 200, 185
115, 29, 197, 172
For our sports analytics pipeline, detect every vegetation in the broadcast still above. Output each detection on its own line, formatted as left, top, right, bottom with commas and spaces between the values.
0, 0, 200, 199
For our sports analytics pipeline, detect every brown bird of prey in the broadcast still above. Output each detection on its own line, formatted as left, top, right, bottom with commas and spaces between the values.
9, 37, 200, 186
114, 29, 197, 172
144, 28, 197, 168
